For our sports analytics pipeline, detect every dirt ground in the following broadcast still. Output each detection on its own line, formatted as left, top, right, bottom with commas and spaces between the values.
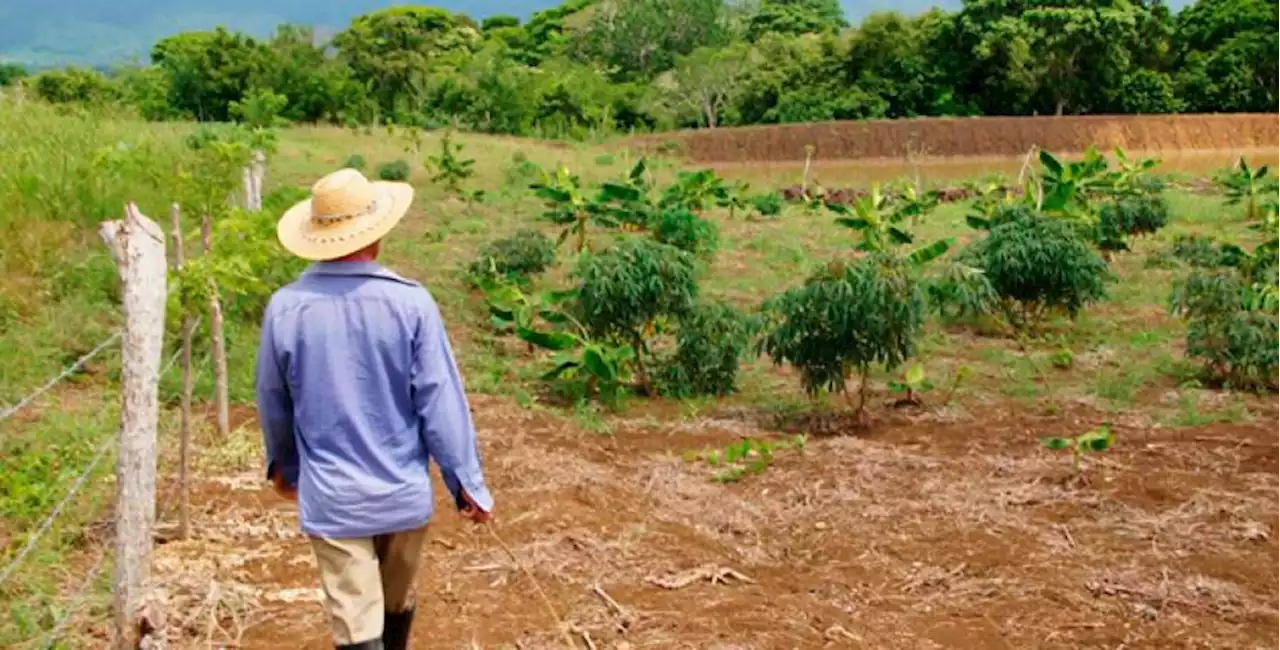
67, 392, 1277, 650
644, 113, 1280, 163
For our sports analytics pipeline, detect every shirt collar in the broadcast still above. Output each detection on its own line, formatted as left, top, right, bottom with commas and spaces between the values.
303, 261, 420, 287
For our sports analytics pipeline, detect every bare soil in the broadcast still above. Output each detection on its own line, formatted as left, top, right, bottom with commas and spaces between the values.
639, 114, 1280, 163
69, 393, 1277, 649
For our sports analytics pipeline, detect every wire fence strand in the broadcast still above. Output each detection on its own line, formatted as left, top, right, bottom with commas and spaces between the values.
0, 341, 190, 590
0, 332, 123, 423
32, 332, 206, 649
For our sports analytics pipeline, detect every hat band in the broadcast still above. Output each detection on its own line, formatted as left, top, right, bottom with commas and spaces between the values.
311, 197, 380, 227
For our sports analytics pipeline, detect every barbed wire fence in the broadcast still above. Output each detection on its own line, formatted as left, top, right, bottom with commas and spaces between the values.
0, 316, 211, 647
0, 205, 223, 649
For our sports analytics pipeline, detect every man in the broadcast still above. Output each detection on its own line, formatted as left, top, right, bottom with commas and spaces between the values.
256, 168, 494, 650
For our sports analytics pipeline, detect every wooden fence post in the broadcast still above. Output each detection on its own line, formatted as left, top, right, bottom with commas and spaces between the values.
169, 204, 195, 540
242, 150, 265, 212
200, 216, 230, 438
100, 203, 168, 649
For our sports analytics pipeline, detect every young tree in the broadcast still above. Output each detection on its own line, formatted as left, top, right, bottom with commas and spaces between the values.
657, 43, 754, 128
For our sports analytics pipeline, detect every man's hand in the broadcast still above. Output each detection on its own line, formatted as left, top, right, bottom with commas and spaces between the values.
270, 470, 297, 502
459, 490, 492, 524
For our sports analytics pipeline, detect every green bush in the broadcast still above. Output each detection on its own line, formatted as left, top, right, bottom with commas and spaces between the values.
1096, 196, 1170, 250
467, 230, 557, 286
659, 301, 754, 397
344, 154, 366, 170
1171, 269, 1278, 391
971, 215, 1111, 328
575, 238, 698, 390
652, 208, 718, 257
762, 255, 926, 407
377, 159, 411, 181
750, 192, 784, 217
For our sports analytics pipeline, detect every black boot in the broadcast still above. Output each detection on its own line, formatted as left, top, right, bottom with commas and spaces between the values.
383, 607, 416, 650
337, 640, 383, 650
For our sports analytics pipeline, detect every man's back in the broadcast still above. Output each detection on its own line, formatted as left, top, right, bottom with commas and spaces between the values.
256, 261, 492, 538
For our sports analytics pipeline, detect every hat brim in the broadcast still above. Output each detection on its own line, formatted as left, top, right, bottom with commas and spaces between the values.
277, 181, 415, 261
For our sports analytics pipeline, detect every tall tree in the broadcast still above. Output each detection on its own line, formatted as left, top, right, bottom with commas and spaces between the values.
746, 0, 847, 41
152, 28, 265, 121
575, 0, 732, 80
334, 6, 482, 117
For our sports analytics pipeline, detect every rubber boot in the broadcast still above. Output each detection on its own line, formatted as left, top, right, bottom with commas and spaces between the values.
337, 640, 383, 650
382, 607, 416, 650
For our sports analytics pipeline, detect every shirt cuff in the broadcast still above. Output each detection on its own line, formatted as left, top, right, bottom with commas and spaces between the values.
445, 466, 494, 513
265, 459, 299, 486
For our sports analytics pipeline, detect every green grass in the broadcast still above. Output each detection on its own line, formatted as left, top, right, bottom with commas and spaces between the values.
0, 100, 1274, 646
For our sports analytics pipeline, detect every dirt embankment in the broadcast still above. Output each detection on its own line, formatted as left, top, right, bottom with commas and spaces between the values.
642, 114, 1280, 163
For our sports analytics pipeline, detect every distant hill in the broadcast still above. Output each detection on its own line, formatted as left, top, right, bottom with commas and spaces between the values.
0, 0, 1194, 68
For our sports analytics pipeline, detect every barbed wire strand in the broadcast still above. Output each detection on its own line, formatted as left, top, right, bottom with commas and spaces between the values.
0, 332, 123, 423
37, 335, 209, 649
0, 341, 190, 590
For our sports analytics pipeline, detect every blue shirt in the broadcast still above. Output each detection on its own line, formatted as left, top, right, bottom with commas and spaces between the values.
255, 261, 494, 538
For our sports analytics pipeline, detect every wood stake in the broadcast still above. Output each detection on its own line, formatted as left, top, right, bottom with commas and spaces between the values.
200, 216, 229, 438
169, 204, 195, 540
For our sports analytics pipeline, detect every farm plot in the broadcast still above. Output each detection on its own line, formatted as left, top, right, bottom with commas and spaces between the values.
2, 106, 1276, 649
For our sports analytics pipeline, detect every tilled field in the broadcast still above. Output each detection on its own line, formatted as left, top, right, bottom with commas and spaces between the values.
63, 395, 1279, 649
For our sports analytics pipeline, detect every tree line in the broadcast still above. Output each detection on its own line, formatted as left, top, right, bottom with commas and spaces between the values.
1, 0, 1275, 139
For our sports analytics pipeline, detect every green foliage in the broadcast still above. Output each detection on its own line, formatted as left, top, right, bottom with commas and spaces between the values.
575, 237, 697, 340
970, 214, 1112, 329
377, 159, 411, 181
749, 192, 784, 218
1170, 268, 1279, 392
343, 154, 366, 170
762, 255, 926, 409
1041, 425, 1116, 474
692, 434, 808, 483
886, 362, 935, 404
426, 129, 477, 198
32, 67, 120, 106
830, 184, 953, 265
1096, 195, 1170, 251
484, 281, 635, 406
467, 229, 557, 287
1214, 157, 1277, 222
658, 301, 754, 398
652, 208, 719, 257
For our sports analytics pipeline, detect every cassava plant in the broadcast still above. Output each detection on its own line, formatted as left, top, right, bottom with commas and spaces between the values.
966, 213, 1112, 331
761, 254, 927, 414
467, 229, 557, 287
652, 207, 719, 258
574, 238, 698, 394
658, 300, 755, 398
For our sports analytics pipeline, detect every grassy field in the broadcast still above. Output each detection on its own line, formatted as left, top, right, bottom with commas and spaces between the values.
0, 103, 1276, 649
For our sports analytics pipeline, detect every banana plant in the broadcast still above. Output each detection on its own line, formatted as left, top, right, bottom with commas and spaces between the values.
594, 158, 657, 231
1110, 146, 1162, 196
829, 183, 953, 266
715, 180, 752, 219
1035, 147, 1112, 218
530, 165, 617, 252
1041, 424, 1115, 474
660, 168, 730, 211
890, 182, 941, 227
483, 280, 634, 405
1215, 157, 1277, 222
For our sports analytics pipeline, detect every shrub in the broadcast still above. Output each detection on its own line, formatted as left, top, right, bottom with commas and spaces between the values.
1096, 196, 1170, 250
575, 238, 698, 391
1170, 269, 1278, 391
971, 215, 1111, 328
762, 255, 926, 410
1169, 234, 1247, 269
659, 301, 754, 397
377, 159, 411, 181
750, 192, 784, 217
652, 208, 718, 257
468, 230, 557, 286
343, 154, 366, 170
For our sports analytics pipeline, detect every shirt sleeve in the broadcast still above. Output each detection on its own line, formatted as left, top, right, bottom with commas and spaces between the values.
255, 303, 298, 486
411, 294, 495, 513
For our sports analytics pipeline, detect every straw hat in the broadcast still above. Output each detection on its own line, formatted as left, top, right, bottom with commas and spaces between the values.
277, 168, 414, 261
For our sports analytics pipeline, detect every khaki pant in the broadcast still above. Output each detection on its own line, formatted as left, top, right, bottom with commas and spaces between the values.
309, 526, 428, 645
